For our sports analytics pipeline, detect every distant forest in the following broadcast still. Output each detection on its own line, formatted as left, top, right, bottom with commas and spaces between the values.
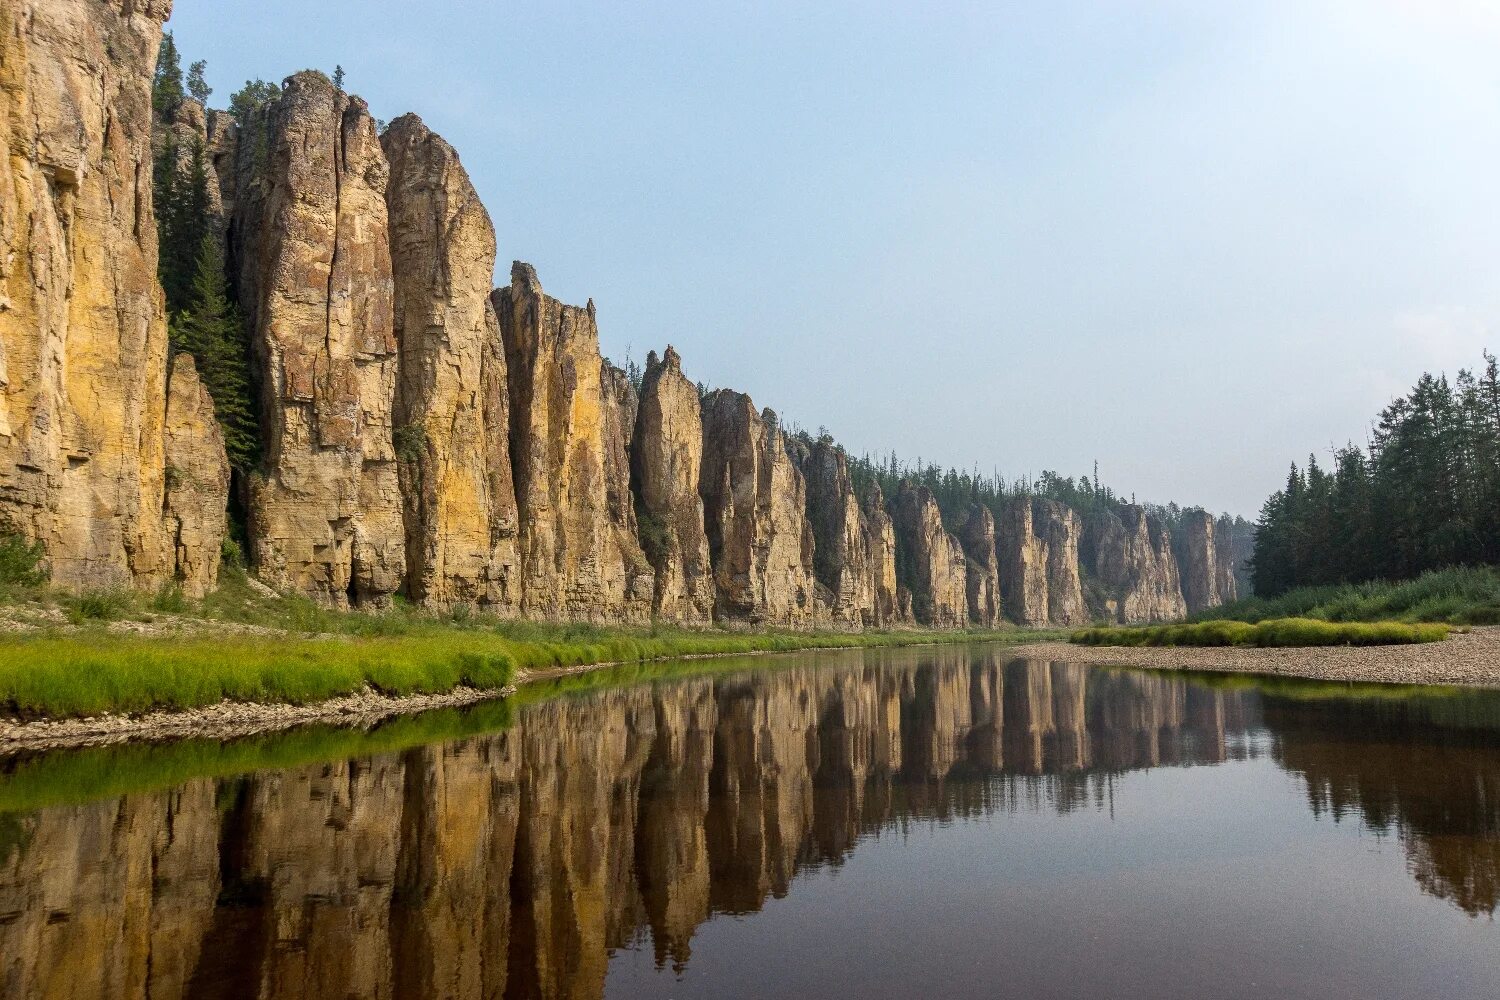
1253, 350, 1500, 596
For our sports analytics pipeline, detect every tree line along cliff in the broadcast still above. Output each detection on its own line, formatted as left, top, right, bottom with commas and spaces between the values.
0, 4, 1245, 628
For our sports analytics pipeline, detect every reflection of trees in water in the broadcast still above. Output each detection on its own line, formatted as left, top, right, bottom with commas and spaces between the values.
1266, 696, 1500, 918
2, 652, 1497, 998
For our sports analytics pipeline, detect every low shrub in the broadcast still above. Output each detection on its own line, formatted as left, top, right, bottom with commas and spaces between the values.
1201, 566, 1500, 626
1071, 617, 1449, 649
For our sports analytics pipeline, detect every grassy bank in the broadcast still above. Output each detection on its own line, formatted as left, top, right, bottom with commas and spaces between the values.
1197, 566, 1500, 626
0, 568, 1038, 720
1071, 617, 1450, 648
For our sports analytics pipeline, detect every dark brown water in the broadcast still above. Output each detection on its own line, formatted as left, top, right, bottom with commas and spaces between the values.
1, 644, 1497, 999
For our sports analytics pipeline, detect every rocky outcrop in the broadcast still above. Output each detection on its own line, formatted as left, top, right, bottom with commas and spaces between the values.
602, 361, 656, 610
1034, 500, 1087, 625
890, 484, 968, 628
0, 0, 204, 591
799, 439, 888, 629
1215, 514, 1249, 604
998, 498, 1049, 626
957, 503, 1001, 627
862, 485, 906, 627
699, 391, 820, 626
1176, 509, 1219, 613
494, 263, 652, 621
161, 354, 230, 597
230, 71, 403, 605
382, 114, 519, 610
632, 347, 714, 624
1081, 505, 1186, 623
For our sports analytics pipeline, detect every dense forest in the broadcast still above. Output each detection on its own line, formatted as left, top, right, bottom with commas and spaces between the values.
1253, 350, 1500, 595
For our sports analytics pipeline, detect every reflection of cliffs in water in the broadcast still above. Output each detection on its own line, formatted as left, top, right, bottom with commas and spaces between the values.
1, 654, 1496, 998
1265, 696, 1500, 919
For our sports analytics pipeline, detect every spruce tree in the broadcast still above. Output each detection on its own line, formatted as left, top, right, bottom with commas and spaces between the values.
152, 32, 184, 119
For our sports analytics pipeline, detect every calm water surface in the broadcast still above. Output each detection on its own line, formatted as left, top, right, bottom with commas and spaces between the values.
1, 644, 1497, 999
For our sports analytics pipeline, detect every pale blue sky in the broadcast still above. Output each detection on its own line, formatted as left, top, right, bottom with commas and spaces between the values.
168, 1, 1500, 516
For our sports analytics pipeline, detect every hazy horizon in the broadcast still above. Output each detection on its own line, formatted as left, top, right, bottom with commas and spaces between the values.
167, 1, 1500, 517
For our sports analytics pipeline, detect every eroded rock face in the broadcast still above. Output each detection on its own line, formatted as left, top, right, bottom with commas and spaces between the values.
231, 71, 403, 606
494, 263, 651, 621
998, 498, 1049, 626
958, 503, 1001, 627
382, 114, 519, 610
1081, 506, 1186, 623
633, 347, 714, 624
1176, 509, 1219, 614
162, 354, 230, 597
862, 485, 906, 627
799, 440, 884, 629
891, 484, 968, 628
1214, 514, 1245, 604
602, 361, 656, 611
1035, 500, 1088, 626
699, 391, 820, 626
0, 0, 184, 590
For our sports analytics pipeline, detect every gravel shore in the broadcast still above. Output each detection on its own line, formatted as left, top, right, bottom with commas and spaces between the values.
1007, 626, 1500, 688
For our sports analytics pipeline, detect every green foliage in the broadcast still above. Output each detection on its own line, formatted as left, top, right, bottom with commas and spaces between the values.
1253, 350, 1500, 595
228, 78, 281, 123
1071, 617, 1450, 648
170, 233, 260, 471
0, 530, 47, 588
333, 64, 346, 90
62, 591, 134, 625
151, 31, 184, 120
392, 424, 429, 464
634, 498, 671, 569
186, 60, 211, 103
1202, 566, 1500, 626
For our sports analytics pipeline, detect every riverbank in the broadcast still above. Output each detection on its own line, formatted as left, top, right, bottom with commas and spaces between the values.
1013, 625, 1500, 688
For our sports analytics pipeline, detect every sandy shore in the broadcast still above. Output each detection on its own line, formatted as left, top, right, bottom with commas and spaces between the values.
1008, 626, 1500, 689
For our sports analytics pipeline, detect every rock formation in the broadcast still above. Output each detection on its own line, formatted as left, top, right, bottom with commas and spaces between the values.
632, 347, 714, 624
890, 484, 968, 628
1176, 509, 1220, 613
1035, 500, 1088, 625
1215, 514, 1246, 604
230, 71, 404, 605
997, 498, 1050, 626
957, 503, 1001, 627
1080, 505, 1187, 623
699, 391, 821, 626
494, 262, 652, 621
798, 439, 888, 629
862, 485, 906, 627
161, 354, 230, 597
382, 114, 519, 609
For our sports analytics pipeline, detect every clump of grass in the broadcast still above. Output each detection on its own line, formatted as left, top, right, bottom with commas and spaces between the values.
1071, 617, 1449, 648
62, 590, 136, 625
0, 530, 47, 588
1201, 566, 1500, 626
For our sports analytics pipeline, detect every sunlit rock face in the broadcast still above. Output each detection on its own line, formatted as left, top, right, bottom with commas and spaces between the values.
1214, 513, 1248, 604
0, 0, 231, 592
493, 263, 653, 622
230, 71, 404, 606
889, 484, 968, 628
161, 354, 230, 597
998, 498, 1088, 627
632, 347, 715, 625
958, 502, 1002, 627
699, 390, 822, 626
798, 439, 896, 629
1081, 505, 1187, 623
862, 484, 908, 627
383, 114, 520, 610
1176, 508, 1220, 613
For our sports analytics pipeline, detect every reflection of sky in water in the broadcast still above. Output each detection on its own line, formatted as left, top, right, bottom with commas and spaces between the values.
1, 644, 1497, 1000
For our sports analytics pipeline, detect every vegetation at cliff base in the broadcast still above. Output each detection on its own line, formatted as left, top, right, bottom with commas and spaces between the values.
1070, 618, 1450, 649
1197, 566, 1500, 626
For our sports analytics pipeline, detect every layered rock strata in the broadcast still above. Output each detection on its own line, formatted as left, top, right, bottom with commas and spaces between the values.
862, 485, 907, 627
494, 263, 652, 621
1035, 500, 1088, 625
632, 347, 714, 624
798, 440, 887, 628
890, 484, 968, 628
1176, 509, 1220, 614
1080, 505, 1186, 623
997, 498, 1050, 626
957, 503, 1001, 627
699, 391, 820, 626
230, 71, 404, 605
382, 114, 519, 609
161, 354, 230, 597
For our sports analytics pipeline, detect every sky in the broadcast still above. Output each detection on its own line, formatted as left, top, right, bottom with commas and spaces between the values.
166, 1, 1500, 517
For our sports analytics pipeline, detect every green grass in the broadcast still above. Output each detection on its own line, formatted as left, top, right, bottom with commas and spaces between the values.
1070, 617, 1450, 648
1200, 565, 1500, 626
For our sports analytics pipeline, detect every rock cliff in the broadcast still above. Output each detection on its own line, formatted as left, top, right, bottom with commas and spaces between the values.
890, 484, 968, 628
699, 391, 821, 626
632, 347, 714, 624
1176, 509, 1219, 614
161, 353, 230, 597
862, 485, 907, 627
1214, 514, 1245, 604
957, 503, 1001, 627
493, 263, 652, 621
1080, 505, 1187, 623
798, 439, 888, 628
997, 498, 1050, 626
382, 114, 519, 609
230, 71, 404, 605
1035, 499, 1088, 625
